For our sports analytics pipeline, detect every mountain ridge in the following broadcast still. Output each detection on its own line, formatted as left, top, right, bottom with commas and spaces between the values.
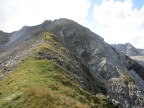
0, 18, 144, 107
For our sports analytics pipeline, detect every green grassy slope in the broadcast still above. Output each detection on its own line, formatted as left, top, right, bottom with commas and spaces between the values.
0, 32, 113, 108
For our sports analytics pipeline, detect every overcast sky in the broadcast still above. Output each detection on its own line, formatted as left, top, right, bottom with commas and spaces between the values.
0, 0, 144, 49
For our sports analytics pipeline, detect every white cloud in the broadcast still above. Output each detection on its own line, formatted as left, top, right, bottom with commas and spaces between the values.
0, 0, 9, 25
93, 0, 144, 49
1, 0, 144, 49
0, 0, 90, 32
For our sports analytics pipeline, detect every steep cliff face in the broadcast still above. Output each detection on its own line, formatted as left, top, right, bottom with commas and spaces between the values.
0, 18, 144, 108
46, 19, 144, 108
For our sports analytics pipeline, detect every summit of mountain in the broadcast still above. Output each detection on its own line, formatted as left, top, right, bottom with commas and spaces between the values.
0, 18, 144, 108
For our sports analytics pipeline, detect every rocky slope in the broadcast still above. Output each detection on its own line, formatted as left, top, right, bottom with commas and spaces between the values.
0, 18, 144, 108
0, 32, 113, 108
112, 43, 144, 66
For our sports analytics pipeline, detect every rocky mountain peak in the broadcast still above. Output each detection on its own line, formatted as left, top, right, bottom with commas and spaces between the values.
41, 20, 52, 28
125, 42, 133, 46
112, 43, 144, 66
0, 18, 144, 108
112, 43, 139, 56
0, 30, 4, 33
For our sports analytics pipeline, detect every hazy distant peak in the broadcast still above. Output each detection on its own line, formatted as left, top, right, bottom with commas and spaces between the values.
20, 26, 30, 31
112, 43, 144, 56
125, 43, 135, 48
42, 20, 52, 24
125, 42, 132, 45
0, 30, 6, 34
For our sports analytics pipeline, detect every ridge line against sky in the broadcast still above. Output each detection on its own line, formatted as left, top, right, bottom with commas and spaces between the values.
0, 0, 144, 49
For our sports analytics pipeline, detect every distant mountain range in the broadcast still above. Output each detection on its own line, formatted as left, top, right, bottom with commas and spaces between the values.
112, 43, 144, 66
112, 43, 144, 56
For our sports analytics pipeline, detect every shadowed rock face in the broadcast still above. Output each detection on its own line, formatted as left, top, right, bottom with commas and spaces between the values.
0, 30, 9, 46
0, 18, 144, 108
46, 19, 144, 107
